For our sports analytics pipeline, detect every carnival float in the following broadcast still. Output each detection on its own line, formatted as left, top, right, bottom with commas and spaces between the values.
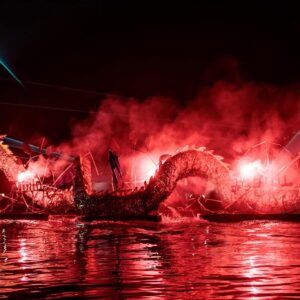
1, 132, 300, 221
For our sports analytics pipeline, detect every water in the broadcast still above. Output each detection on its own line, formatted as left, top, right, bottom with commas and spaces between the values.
1, 217, 300, 299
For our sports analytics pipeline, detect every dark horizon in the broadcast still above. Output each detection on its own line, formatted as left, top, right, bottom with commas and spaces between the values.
1, 1, 300, 145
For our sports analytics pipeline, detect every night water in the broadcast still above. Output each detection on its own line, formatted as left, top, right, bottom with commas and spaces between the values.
1, 217, 300, 299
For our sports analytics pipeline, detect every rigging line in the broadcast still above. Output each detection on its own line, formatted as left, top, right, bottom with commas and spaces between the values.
0, 100, 174, 120
0, 99, 264, 131
0, 76, 129, 98
0, 101, 97, 114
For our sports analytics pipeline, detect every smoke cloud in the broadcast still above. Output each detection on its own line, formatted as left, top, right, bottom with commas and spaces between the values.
43, 80, 300, 186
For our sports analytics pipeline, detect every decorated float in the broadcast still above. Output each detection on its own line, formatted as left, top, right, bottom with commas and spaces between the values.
1, 133, 300, 221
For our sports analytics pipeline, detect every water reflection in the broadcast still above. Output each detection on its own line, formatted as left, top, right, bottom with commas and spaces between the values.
1, 218, 300, 299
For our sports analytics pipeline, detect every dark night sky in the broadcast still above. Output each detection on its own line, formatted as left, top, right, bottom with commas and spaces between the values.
1, 1, 300, 143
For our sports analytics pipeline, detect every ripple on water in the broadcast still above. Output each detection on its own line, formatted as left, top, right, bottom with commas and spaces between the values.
1, 219, 300, 299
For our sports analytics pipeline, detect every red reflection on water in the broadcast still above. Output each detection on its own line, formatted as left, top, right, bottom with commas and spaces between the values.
1, 219, 300, 299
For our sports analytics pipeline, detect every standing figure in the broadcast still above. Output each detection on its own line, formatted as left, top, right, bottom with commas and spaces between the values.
108, 149, 122, 191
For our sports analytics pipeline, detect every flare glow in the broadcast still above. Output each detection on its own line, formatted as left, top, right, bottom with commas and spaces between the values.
17, 171, 35, 183
239, 160, 264, 180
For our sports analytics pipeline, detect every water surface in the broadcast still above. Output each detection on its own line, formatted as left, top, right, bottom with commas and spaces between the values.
1, 216, 300, 299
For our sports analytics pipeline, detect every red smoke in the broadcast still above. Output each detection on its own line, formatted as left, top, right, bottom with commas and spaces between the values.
43, 80, 300, 186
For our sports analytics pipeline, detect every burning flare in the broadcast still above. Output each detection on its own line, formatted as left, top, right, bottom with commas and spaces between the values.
17, 170, 35, 183
239, 160, 264, 180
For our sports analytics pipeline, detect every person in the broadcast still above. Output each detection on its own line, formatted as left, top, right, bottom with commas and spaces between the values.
108, 148, 122, 190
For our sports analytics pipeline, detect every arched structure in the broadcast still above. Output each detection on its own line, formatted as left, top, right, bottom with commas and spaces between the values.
74, 149, 232, 217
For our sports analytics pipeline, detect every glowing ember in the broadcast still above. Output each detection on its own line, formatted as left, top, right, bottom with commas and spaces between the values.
239, 160, 264, 180
17, 170, 35, 183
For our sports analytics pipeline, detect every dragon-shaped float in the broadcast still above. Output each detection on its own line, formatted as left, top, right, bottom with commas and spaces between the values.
1, 134, 300, 221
